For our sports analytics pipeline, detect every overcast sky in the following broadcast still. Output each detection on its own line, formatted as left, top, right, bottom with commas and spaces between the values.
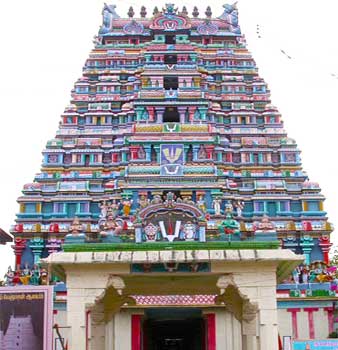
0, 0, 337, 277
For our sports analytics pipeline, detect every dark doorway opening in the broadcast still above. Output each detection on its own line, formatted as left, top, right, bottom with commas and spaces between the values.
164, 54, 177, 64
165, 35, 176, 44
163, 107, 179, 123
84, 155, 90, 166
164, 77, 179, 90
143, 309, 205, 350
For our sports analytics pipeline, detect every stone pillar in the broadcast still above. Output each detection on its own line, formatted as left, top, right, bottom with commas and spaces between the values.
319, 235, 332, 264
155, 107, 164, 123
287, 308, 300, 339
67, 288, 105, 350
67, 290, 87, 350
105, 317, 114, 350
258, 308, 279, 350
144, 145, 151, 161
121, 151, 128, 163
146, 107, 155, 121
282, 236, 298, 253
134, 224, 142, 243
188, 106, 196, 122
130, 146, 140, 160
178, 107, 186, 124
192, 145, 199, 161
90, 305, 106, 350
29, 237, 45, 264
242, 318, 258, 350
154, 145, 160, 163
199, 223, 206, 242
199, 106, 208, 120
204, 145, 214, 160
324, 307, 334, 334
304, 308, 318, 339
114, 310, 131, 350
12, 238, 26, 268
300, 235, 314, 265
232, 271, 279, 350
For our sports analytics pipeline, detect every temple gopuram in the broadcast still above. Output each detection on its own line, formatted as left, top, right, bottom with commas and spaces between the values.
9, 3, 335, 349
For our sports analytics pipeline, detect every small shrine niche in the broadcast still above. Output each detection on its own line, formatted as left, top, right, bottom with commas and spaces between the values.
163, 107, 180, 123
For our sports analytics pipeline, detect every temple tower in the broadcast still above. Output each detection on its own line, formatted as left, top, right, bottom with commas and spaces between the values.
11, 3, 333, 349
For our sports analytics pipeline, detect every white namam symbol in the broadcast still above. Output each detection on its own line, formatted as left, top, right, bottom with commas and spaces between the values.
164, 165, 180, 175
164, 21, 177, 30
165, 124, 177, 133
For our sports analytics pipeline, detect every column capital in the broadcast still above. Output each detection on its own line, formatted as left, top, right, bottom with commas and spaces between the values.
12, 238, 26, 253
46, 238, 62, 254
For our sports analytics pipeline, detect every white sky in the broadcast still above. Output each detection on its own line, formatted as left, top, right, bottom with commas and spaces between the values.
0, 0, 337, 277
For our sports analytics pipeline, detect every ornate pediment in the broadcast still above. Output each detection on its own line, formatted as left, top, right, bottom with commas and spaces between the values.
137, 199, 205, 243
150, 4, 191, 31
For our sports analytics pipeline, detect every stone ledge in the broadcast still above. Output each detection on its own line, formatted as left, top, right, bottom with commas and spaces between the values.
43, 249, 303, 265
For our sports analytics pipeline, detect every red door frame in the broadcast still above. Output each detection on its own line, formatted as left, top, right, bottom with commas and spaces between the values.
205, 313, 216, 350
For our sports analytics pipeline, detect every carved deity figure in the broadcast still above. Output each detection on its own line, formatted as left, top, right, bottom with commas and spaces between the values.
182, 222, 197, 241
110, 199, 120, 217
4, 266, 14, 286
213, 197, 222, 215
218, 4, 240, 34
151, 194, 162, 204
30, 264, 41, 285
163, 3, 178, 14
183, 196, 195, 205
144, 223, 159, 242
100, 214, 122, 237
292, 267, 300, 284
138, 195, 149, 209
164, 192, 176, 207
225, 201, 234, 214
233, 200, 244, 217
218, 212, 240, 241
99, 200, 109, 219
255, 215, 275, 232
197, 195, 206, 212
20, 262, 31, 285
40, 268, 48, 285
100, 4, 120, 34
122, 198, 133, 216
12, 269, 21, 286
69, 217, 83, 235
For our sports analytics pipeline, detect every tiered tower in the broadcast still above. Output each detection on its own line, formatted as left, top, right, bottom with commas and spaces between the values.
11, 3, 334, 345
12, 3, 331, 266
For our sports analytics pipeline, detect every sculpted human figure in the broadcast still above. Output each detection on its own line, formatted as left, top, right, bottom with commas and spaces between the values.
100, 214, 122, 237
182, 222, 197, 241
20, 262, 31, 285
197, 195, 206, 212
4, 266, 14, 286
138, 195, 149, 209
122, 198, 133, 216
30, 264, 41, 285
213, 197, 222, 215
69, 217, 83, 235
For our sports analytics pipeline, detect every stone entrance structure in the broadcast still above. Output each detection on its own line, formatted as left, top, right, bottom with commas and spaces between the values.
45, 249, 301, 350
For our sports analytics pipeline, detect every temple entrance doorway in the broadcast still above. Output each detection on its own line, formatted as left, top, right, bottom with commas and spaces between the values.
143, 308, 205, 350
